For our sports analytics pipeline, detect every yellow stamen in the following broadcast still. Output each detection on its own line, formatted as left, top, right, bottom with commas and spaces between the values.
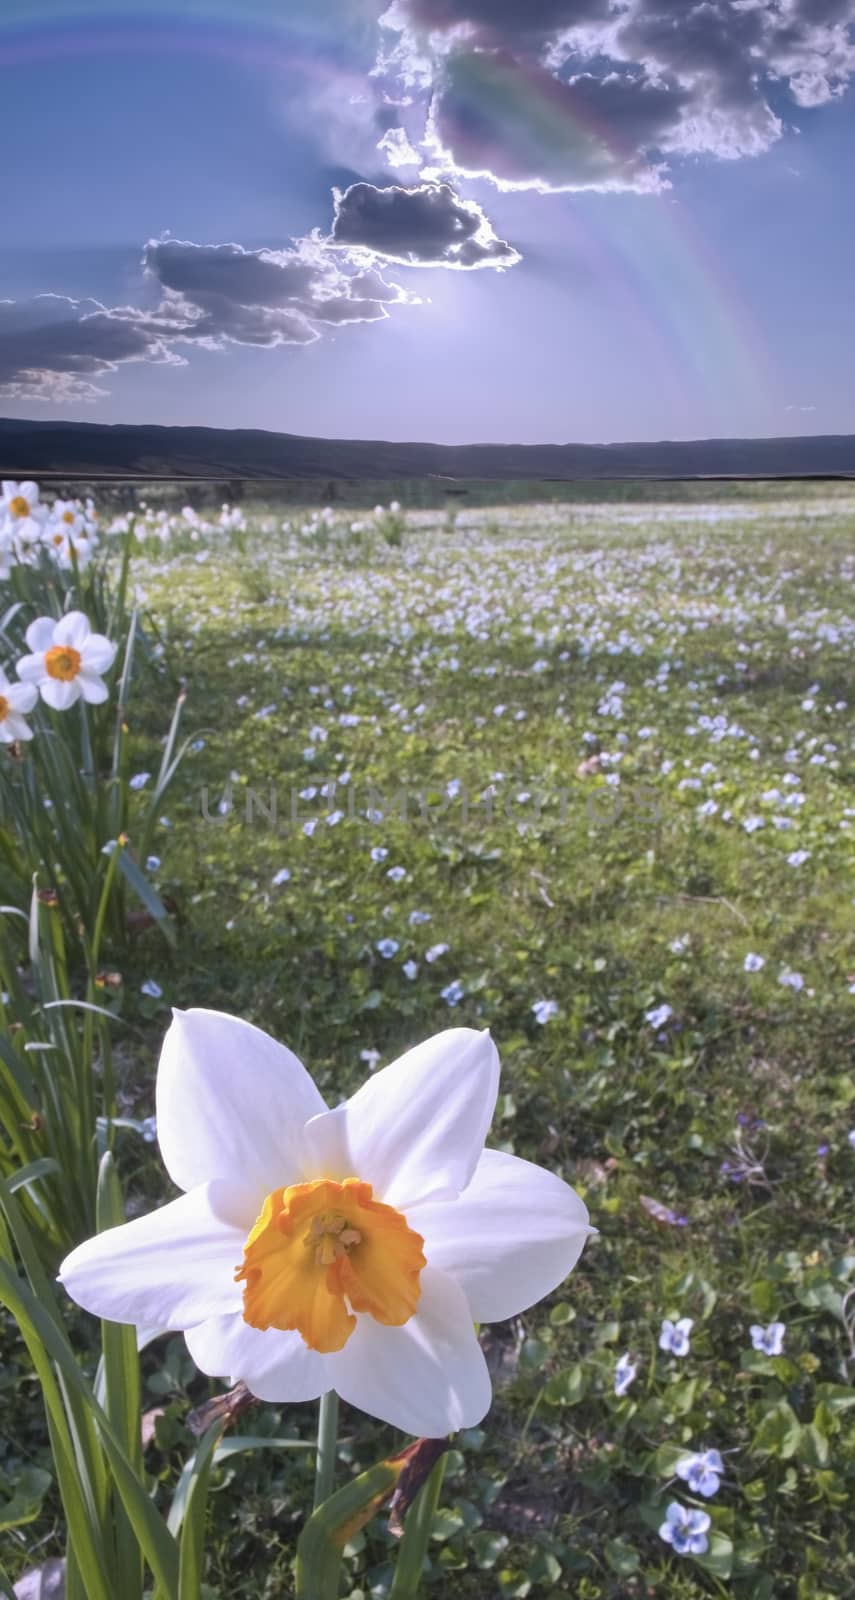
235, 1177, 426, 1353
45, 645, 82, 682
62, 511, 75, 524
9, 496, 30, 517
0, 696, 8, 721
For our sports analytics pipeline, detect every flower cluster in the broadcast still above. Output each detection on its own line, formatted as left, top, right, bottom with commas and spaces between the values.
614, 1315, 789, 1561
0, 612, 116, 741
1, 481, 100, 573
110, 499, 246, 546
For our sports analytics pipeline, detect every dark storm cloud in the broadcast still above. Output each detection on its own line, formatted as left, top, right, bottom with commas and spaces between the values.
378, 0, 855, 189
330, 180, 521, 266
394, 0, 611, 37
427, 48, 690, 192
0, 294, 183, 402
143, 237, 405, 328
142, 240, 322, 308
0, 237, 417, 401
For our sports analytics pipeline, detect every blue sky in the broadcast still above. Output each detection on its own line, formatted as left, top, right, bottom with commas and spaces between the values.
2, 1, 854, 443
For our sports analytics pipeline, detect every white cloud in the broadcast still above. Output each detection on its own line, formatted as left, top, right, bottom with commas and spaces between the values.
377, 124, 423, 165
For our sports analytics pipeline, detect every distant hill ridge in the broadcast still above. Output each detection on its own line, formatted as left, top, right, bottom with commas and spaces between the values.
1, 417, 854, 481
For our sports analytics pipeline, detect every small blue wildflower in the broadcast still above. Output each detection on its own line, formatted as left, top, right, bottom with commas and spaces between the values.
750, 1321, 785, 1355
658, 1502, 710, 1556
675, 1448, 724, 1498
659, 1317, 693, 1356
532, 998, 559, 1025
614, 1353, 637, 1397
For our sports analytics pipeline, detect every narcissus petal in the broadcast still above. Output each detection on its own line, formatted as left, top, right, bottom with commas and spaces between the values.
40, 678, 81, 710
409, 1148, 593, 1322
156, 1008, 327, 1199
185, 1313, 328, 1402
58, 1181, 254, 1328
23, 618, 55, 654
80, 634, 117, 673
53, 611, 91, 649
330, 1266, 492, 1436
300, 1028, 499, 1208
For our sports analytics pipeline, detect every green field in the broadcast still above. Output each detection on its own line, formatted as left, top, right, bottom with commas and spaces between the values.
3, 484, 854, 1598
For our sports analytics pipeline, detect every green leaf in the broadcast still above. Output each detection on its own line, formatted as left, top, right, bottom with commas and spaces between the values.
544, 1364, 587, 1406
651, 1441, 692, 1477
116, 850, 177, 947
695, 1532, 734, 1580
95, 1154, 144, 1599
177, 1423, 225, 1600
208, 1435, 314, 1461
0, 1467, 52, 1531
0, 1261, 114, 1600
0, 1261, 179, 1599
95, 1156, 143, 1468
295, 1460, 401, 1600
604, 1539, 640, 1576
497, 1570, 531, 1599
593, 1320, 620, 1345
527, 1550, 561, 1585
6, 1157, 61, 1195
748, 1280, 779, 1318
797, 1280, 845, 1319
797, 1423, 830, 1468
519, 1337, 550, 1372
470, 1532, 509, 1570
753, 1398, 802, 1459
815, 1384, 855, 1413
667, 1377, 700, 1413
428, 1506, 464, 1541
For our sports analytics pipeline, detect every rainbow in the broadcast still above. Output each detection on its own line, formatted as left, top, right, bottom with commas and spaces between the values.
427, 47, 773, 420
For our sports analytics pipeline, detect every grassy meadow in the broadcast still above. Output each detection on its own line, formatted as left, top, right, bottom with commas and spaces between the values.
1, 481, 854, 1599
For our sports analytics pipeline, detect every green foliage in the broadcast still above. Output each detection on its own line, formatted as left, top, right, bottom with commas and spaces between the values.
2, 484, 854, 1596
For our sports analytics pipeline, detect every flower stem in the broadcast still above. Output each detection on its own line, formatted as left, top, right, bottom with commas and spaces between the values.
313, 1389, 339, 1510
389, 1452, 446, 1599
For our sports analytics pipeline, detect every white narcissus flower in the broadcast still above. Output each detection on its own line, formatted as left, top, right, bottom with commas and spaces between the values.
42, 513, 97, 570
0, 667, 38, 743
16, 611, 117, 710
1, 480, 47, 547
59, 1012, 593, 1436
49, 498, 95, 541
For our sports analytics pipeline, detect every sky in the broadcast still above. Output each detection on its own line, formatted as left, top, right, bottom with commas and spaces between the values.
2, 0, 854, 444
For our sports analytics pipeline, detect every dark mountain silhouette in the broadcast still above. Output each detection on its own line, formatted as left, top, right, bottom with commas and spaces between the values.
1, 416, 853, 481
